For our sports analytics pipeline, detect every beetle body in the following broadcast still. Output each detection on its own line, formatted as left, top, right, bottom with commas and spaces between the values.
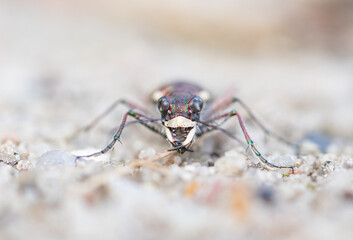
77, 81, 295, 172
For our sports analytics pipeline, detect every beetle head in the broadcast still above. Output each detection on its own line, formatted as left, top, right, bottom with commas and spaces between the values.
157, 96, 204, 153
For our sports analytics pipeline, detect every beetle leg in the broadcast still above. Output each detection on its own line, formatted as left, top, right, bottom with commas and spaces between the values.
205, 96, 295, 147
68, 99, 148, 140
76, 110, 164, 158
196, 120, 245, 147
198, 111, 294, 172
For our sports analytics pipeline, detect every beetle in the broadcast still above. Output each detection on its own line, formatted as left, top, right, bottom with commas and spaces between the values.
76, 81, 295, 171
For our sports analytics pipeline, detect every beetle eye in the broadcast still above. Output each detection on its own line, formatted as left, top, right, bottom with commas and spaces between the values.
158, 96, 170, 113
189, 96, 203, 113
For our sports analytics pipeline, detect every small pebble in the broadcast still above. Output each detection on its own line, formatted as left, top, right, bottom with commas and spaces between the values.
37, 150, 77, 167
269, 155, 295, 167
0, 152, 18, 166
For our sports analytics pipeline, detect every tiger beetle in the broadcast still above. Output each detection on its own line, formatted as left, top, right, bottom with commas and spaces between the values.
76, 81, 295, 172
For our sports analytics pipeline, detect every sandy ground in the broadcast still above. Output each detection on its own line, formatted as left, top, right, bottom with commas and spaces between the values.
1, 1, 353, 240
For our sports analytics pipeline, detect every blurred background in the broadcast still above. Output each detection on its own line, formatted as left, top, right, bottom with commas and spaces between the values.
0, 0, 353, 149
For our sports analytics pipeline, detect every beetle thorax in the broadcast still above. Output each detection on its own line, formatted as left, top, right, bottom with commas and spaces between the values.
164, 116, 196, 149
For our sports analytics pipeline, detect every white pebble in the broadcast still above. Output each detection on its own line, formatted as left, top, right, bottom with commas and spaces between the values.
269, 155, 295, 167
36, 150, 77, 167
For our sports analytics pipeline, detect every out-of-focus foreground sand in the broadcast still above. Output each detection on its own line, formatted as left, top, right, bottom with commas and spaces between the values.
0, 1, 353, 240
